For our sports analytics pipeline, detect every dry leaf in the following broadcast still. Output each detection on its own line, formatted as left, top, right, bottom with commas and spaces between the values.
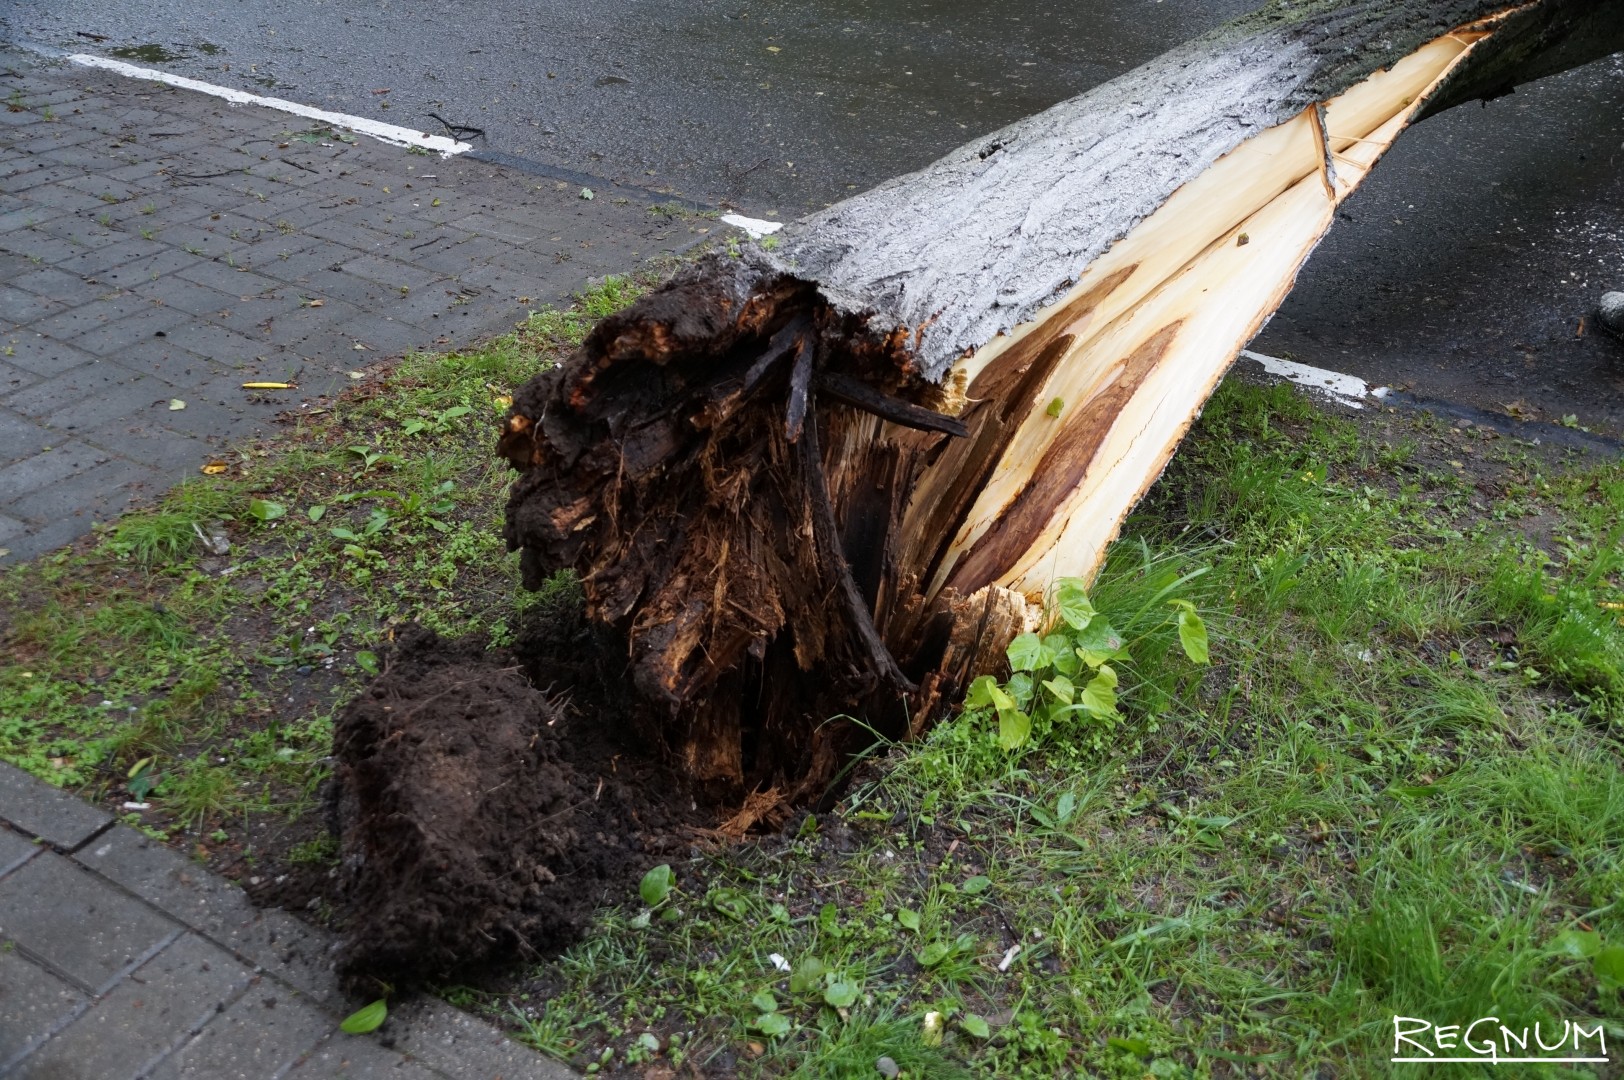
201, 461, 229, 475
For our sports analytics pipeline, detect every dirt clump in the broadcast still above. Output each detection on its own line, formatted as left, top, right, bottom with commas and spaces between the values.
329, 622, 693, 987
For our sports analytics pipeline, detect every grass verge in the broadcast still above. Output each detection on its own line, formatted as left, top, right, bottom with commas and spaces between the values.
2, 275, 1622, 1076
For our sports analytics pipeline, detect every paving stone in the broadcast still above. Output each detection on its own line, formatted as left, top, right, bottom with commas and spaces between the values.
329, 314, 436, 355
12, 933, 251, 1080
1, 358, 40, 395
338, 254, 445, 293
0, 823, 42, 877
69, 305, 195, 357
4, 455, 157, 526
284, 1033, 443, 1080
0, 204, 69, 237
0, 441, 118, 504
52, 236, 168, 278
157, 319, 278, 365
96, 249, 208, 290
128, 278, 242, 318
0, 949, 85, 1069
24, 294, 154, 342
9, 266, 112, 308
0, 851, 175, 993
0, 284, 68, 328
0, 512, 110, 563
172, 259, 281, 297
4, 357, 174, 429
0, 762, 112, 850
388, 998, 577, 1080
0, 512, 23, 549
146, 983, 334, 1080
73, 826, 343, 1007
0, 333, 100, 378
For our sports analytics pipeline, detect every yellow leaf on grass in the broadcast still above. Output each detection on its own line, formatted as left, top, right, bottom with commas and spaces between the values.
201, 461, 229, 475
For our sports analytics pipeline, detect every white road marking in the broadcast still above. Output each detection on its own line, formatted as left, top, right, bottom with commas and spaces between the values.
1239, 349, 1380, 409
721, 213, 784, 239
67, 54, 473, 157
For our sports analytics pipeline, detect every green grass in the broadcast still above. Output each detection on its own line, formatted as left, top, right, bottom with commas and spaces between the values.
3, 269, 1622, 1077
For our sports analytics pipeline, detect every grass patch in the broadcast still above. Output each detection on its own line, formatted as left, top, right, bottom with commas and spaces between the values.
4, 274, 1622, 1076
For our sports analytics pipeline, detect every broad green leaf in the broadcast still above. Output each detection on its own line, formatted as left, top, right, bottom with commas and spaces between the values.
1029, 806, 1056, 829
1074, 619, 1125, 667
1594, 945, 1624, 989
341, 1000, 388, 1034
1057, 791, 1077, 823
960, 1014, 991, 1039
962, 875, 991, 895
753, 1012, 791, 1036
1551, 929, 1603, 959
1175, 605, 1210, 665
1042, 675, 1074, 704
1056, 578, 1096, 630
1005, 672, 1035, 708
1051, 637, 1082, 677
751, 990, 778, 1014
1006, 633, 1050, 673
819, 902, 843, 938
986, 684, 1016, 712
1080, 665, 1119, 719
917, 942, 951, 968
639, 864, 674, 906
823, 976, 859, 1008
248, 498, 286, 523
964, 675, 999, 709
789, 955, 827, 994
307, 504, 326, 522
897, 908, 921, 931
997, 708, 1031, 750
355, 650, 379, 675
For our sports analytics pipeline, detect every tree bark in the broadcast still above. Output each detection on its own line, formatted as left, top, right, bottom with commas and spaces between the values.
499, 0, 1624, 803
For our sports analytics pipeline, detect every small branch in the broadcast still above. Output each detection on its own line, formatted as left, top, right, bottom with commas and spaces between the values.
815, 371, 969, 438
785, 333, 813, 443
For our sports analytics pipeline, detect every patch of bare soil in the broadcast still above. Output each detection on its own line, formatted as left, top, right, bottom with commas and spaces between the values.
324, 609, 703, 988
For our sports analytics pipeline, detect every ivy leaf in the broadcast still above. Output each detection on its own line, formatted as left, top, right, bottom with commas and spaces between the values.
1074, 619, 1125, 667
247, 498, 286, 523
1594, 945, 1624, 989
639, 864, 674, 906
340, 1000, 388, 1035
964, 675, 1000, 709
1006, 633, 1051, 673
790, 955, 828, 994
960, 1014, 991, 1039
997, 708, 1032, 750
1055, 578, 1096, 630
1080, 665, 1120, 719
1551, 929, 1603, 958
754, 1012, 791, 1036
823, 976, 859, 1008
1173, 602, 1210, 665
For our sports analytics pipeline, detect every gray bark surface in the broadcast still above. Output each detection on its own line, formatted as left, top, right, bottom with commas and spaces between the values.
771, 0, 1624, 383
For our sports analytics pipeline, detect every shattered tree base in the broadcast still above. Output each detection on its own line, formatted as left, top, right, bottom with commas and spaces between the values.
499, 0, 1624, 805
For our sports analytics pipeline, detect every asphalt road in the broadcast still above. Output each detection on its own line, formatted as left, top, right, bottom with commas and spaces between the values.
5, 0, 1622, 431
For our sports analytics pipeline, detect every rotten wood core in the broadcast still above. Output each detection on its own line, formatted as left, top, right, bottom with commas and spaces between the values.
500, 0, 1623, 803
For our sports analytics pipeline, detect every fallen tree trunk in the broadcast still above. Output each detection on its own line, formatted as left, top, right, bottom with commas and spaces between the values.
500, 0, 1624, 802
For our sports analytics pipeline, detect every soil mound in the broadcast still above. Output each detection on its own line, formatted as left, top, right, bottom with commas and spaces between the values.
330, 623, 693, 986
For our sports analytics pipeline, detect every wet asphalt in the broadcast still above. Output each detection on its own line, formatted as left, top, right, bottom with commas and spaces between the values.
4, 0, 1622, 431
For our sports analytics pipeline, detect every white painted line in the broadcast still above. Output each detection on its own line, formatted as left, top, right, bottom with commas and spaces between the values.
721, 213, 784, 239
1239, 349, 1375, 409
68, 54, 473, 157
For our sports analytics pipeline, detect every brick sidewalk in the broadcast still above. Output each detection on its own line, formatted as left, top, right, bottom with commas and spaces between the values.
0, 762, 572, 1078
0, 47, 708, 563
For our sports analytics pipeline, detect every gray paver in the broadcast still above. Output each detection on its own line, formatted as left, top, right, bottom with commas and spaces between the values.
0, 823, 42, 876
284, 1034, 443, 1080
0, 762, 112, 850
73, 825, 342, 1006
0, 950, 85, 1068
388, 999, 577, 1080
0, 851, 176, 993
0, 333, 99, 378
12, 933, 251, 1080
145, 984, 334, 1080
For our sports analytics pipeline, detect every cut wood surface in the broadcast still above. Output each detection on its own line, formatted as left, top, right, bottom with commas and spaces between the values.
500, 0, 1624, 801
